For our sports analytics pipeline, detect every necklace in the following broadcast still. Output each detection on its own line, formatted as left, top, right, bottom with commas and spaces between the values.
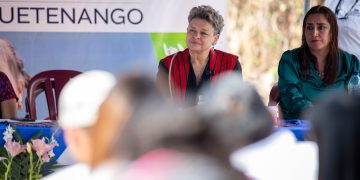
318, 71, 325, 79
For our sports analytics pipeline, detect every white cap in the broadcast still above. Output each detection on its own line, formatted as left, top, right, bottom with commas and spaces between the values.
58, 70, 116, 128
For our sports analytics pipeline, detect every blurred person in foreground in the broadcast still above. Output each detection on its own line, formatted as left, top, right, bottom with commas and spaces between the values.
89, 73, 164, 179
46, 71, 163, 179
0, 38, 30, 118
44, 70, 117, 179
119, 99, 246, 179
278, 5, 360, 120
305, 94, 360, 180
157, 5, 241, 107
200, 73, 318, 180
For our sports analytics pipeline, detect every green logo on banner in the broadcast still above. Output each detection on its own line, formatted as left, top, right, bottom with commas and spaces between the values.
150, 33, 186, 61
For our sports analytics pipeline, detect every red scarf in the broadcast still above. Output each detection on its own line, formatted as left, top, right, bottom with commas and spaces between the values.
161, 48, 239, 103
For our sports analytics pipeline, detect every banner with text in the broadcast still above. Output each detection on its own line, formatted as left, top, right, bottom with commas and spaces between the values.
0, 0, 226, 118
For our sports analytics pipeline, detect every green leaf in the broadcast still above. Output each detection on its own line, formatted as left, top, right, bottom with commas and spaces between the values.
11, 152, 31, 178
0, 161, 7, 178
0, 147, 8, 155
0, 148, 9, 177
30, 130, 43, 140
13, 130, 24, 144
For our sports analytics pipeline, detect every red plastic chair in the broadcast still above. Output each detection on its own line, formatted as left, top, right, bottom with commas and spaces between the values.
26, 70, 81, 120
268, 82, 284, 120
268, 82, 280, 106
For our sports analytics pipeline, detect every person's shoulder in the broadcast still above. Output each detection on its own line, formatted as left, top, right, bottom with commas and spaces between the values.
0, 71, 9, 79
0, 71, 18, 102
338, 50, 360, 70
160, 49, 189, 64
282, 48, 300, 57
280, 48, 301, 62
0, 71, 13, 88
339, 49, 359, 60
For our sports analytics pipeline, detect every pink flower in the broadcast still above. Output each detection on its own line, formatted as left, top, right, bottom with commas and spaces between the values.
31, 138, 57, 158
5, 141, 26, 157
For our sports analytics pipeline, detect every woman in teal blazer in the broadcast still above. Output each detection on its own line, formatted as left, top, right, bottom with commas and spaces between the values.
278, 5, 360, 119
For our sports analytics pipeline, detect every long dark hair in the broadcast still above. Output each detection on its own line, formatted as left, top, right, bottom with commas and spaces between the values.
299, 5, 339, 85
